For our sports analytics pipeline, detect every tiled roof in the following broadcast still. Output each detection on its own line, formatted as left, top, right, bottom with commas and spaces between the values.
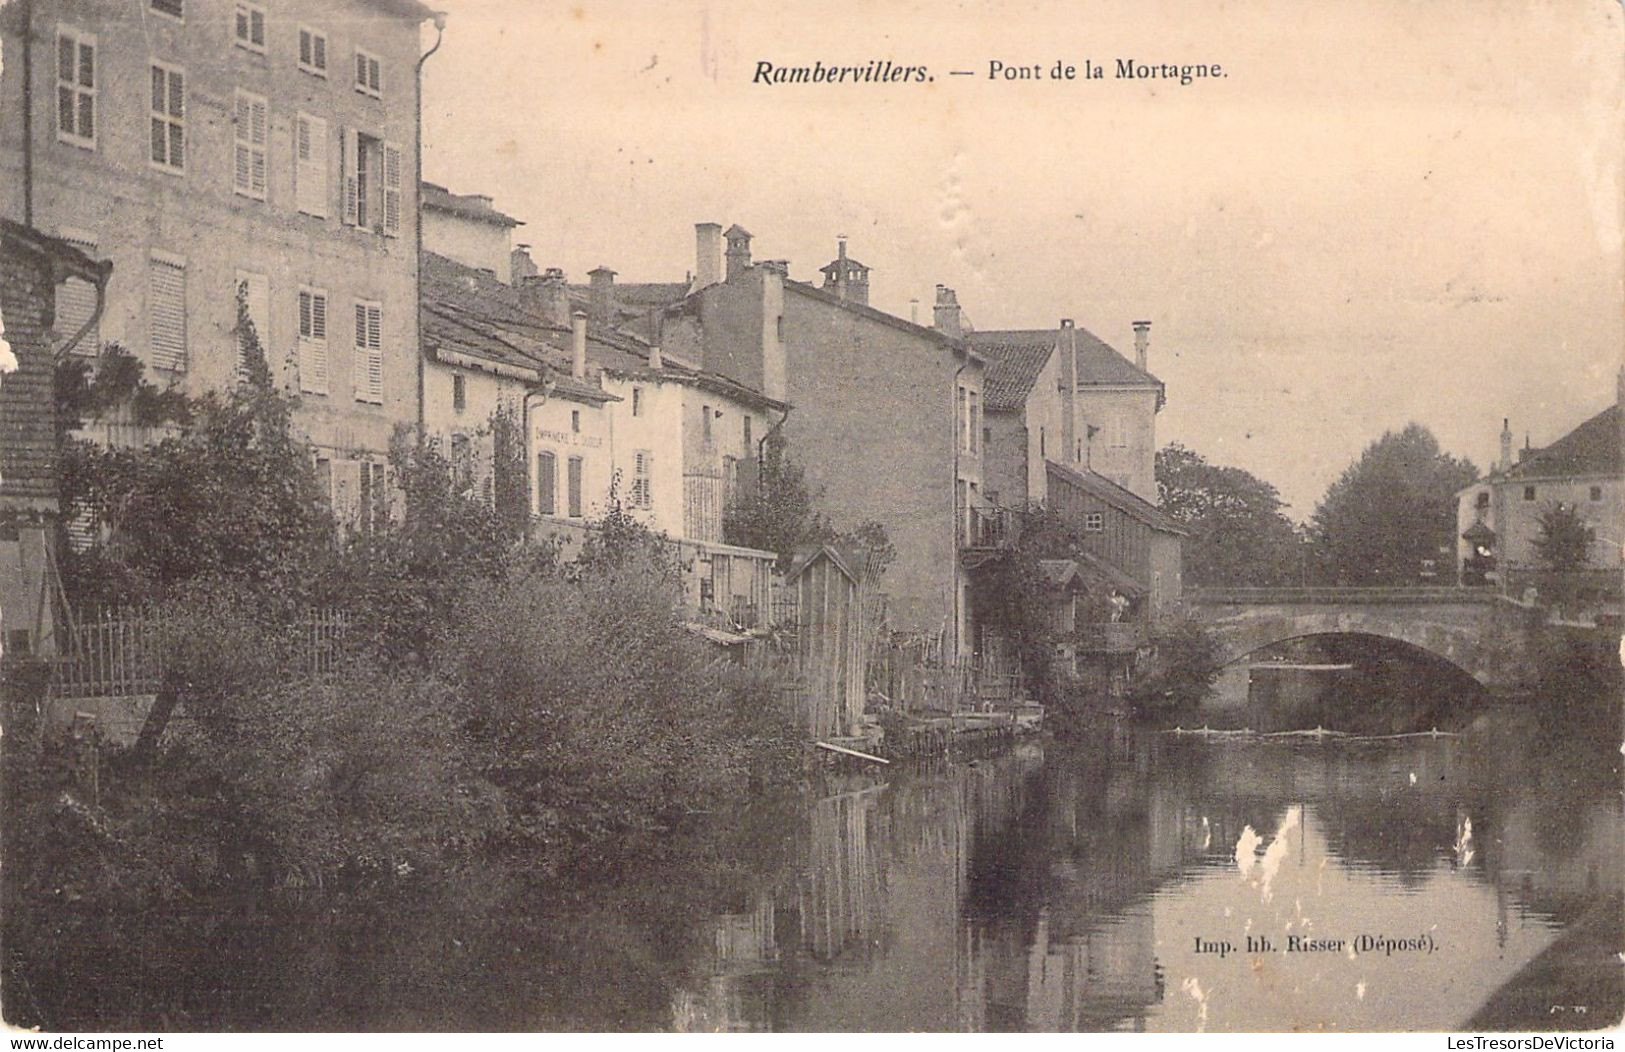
971, 325, 1162, 411
970, 332, 1056, 411
1504, 401, 1622, 480
421, 182, 523, 228
1073, 326, 1161, 388
422, 251, 781, 412
1045, 459, 1187, 536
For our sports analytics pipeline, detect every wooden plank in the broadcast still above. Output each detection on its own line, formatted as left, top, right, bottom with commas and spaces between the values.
815, 740, 890, 765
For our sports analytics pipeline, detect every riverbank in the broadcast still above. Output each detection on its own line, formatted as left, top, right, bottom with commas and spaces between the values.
1466, 895, 1625, 1032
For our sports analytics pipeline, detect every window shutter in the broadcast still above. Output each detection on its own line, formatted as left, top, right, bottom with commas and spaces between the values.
298, 289, 329, 395
567, 457, 583, 518
341, 127, 359, 225
148, 257, 187, 370
250, 96, 267, 194
352, 303, 382, 403
232, 94, 251, 190
382, 142, 402, 236
295, 113, 328, 217
56, 234, 99, 353
537, 453, 556, 515
366, 306, 383, 402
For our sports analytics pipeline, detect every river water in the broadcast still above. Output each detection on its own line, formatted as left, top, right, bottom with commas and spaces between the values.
31, 706, 1622, 1032
655, 716, 1621, 1032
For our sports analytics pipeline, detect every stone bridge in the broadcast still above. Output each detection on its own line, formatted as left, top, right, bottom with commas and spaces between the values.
1185, 587, 1538, 692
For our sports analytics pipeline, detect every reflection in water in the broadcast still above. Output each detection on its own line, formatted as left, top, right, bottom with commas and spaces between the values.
672, 717, 1622, 1032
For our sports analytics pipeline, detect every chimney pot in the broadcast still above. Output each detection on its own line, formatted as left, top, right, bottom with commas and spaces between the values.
1132, 319, 1151, 371
571, 311, 588, 381
1060, 318, 1075, 329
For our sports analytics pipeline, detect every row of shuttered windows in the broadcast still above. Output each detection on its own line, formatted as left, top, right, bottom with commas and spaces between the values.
54, 238, 384, 404
56, 28, 403, 234
535, 450, 653, 517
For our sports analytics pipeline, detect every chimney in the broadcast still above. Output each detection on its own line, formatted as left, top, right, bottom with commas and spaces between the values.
933, 285, 962, 338
588, 266, 616, 329
646, 308, 663, 370
520, 267, 572, 328
1518, 434, 1531, 463
510, 243, 539, 287
1132, 320, 1151, 371
571, 311, 587, 380
694, 222, 723, 288
1060, 319, 1078, 461
910, 298, 919, 325
724, 224, 753, 280
1499, 417, 1513, 472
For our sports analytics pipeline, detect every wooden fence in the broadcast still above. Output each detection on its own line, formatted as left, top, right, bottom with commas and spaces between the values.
49, 606, 351, 699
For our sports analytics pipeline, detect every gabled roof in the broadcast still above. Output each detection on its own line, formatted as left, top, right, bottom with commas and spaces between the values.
1502, 401, 1621, 481
971, 332, 1057, 412
1038, 559, 1086, 592
1045, 459, 1188, 536
786, 544, 858, 584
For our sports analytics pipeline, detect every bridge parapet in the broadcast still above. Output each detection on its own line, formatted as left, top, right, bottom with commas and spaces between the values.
1188, 586, 1499, 606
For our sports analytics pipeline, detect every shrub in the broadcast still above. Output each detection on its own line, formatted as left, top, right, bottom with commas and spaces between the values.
440, 550, 799, 870
1127, 619, 1222, 724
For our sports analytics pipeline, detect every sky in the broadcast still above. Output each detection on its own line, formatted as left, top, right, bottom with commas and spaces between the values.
420, 0, 1624, 519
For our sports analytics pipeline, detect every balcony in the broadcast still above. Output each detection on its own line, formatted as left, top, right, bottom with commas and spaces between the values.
959, 506, 1013, 550
1073, 622, 1147, 654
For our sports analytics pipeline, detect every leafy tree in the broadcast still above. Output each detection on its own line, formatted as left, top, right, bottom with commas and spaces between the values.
723, 430, 827, 562
1156, 443, 1303, 586
1308, 424, 1478, 585
58, 288, 330, 605
1531, 501, 1594, 572
722, 430, 893, 574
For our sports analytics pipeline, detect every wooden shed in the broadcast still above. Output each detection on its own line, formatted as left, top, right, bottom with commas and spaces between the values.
785, 545, 866, 739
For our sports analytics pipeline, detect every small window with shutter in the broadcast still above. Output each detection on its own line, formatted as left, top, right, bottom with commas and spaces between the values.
352, 301, 383, 404
354, 47, 382, 98
56, 28, 96, 148
232, 89, 267, 199
149, 0, 182, 20
233, 2, 266, 53
632, 450, 652, 509
297, 286, 328, 395
298, 27, 328, 76
148, 254, 187, 371
452, 373, 466, 412
294, 113, 328, 217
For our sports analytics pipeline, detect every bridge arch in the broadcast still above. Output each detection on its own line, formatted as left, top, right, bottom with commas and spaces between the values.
1187, 589, 1529, 692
